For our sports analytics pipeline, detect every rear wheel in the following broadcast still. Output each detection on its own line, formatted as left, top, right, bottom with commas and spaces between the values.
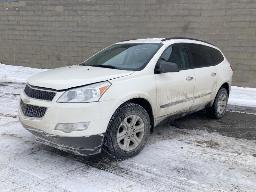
207, 87, 229, 119
103, 103, 151, 160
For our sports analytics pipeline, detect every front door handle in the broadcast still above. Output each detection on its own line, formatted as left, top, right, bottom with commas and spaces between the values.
186, 76, 194, 81
211, 72, 217, 77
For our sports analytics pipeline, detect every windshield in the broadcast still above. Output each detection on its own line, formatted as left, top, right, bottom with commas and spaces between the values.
81, 43, 162, 71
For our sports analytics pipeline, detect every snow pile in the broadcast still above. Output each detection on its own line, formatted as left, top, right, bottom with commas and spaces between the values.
229, 86, 256, 107
0, 63, 46, 83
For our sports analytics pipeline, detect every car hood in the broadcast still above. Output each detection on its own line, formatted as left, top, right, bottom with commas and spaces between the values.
27, 65, 134, 90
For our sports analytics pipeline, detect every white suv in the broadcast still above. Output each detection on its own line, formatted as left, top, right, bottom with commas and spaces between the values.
19, 38, 233, 159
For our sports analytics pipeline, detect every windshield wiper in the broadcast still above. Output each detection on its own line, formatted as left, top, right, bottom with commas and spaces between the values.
80, 62, 86, 66
92, 65, 118, 69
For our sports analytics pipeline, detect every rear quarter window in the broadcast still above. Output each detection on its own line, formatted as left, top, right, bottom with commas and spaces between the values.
185, 43, 224, 68
208, 47, 224, 65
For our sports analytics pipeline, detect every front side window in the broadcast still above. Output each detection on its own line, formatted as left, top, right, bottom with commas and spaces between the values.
159, 44, 190, 70
81, 43, 162, 71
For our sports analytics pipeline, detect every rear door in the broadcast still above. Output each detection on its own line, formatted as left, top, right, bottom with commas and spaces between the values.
155, 44, 195, 117
185, 43, 218, 108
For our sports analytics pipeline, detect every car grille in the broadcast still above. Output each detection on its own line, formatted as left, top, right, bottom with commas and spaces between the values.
20, 100, 47, 118
24, 84, 56, 101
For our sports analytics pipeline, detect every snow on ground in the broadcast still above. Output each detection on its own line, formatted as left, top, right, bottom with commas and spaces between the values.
0, 118, 256, 192
0, 64, 256, 192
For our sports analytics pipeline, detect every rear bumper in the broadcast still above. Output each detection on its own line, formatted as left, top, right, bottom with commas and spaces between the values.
25, 126, 104, 156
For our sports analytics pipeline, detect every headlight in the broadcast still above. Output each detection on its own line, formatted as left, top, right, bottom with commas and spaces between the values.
57, 81, 111, 103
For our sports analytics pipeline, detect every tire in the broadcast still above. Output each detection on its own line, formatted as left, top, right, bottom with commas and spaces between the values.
207, 87, 229, 119
103, 103, 151, 160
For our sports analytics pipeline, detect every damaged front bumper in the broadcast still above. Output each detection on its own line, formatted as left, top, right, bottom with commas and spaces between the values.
18, 90, 113, 156
25, 127, 104, 156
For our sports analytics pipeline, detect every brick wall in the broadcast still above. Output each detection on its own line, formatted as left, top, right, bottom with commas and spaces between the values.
0, 0, 255, 87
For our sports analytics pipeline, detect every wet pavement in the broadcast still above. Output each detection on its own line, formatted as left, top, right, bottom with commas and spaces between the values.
170, 110, 256, 140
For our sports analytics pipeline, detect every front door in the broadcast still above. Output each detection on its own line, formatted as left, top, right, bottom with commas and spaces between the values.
155, 44, 195, 118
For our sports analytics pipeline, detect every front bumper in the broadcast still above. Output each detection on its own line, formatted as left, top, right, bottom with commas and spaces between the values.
18, 91, 117, 137
18, 91, 119, 156
24, 125, 104, 156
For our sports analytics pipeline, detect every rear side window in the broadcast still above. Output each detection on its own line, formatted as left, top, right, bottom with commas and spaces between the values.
184, 43, 224, 68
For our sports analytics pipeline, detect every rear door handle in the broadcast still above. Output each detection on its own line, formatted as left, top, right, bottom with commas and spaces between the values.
211, 72, 216, 77
186, 76, 194, 81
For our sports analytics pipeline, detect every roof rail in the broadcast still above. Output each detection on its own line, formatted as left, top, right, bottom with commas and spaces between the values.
161, 37, 215, 46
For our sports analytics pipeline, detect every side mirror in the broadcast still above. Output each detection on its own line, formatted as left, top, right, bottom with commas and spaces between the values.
155, 59, 179, 74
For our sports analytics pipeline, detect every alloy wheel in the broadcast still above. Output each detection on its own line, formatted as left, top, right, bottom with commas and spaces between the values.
117, 115, 145, 152
217, 92, 228, 114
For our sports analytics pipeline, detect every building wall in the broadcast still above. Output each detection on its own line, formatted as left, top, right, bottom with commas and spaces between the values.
0, 0, 255, 87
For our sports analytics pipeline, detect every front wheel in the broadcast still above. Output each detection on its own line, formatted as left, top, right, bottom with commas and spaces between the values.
103, 103, 151, 160
207, 87, 229, 119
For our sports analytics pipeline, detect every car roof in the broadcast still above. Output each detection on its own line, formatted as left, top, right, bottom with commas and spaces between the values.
118, 37, 217, 49
118, 38, 164, 44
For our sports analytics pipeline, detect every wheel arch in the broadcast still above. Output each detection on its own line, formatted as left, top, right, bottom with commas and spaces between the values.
103, 97, 154, 159
209, 82, 230, 107
126, 98, 154, 132
110, 97, 155, 133
220, 82, 230, 95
